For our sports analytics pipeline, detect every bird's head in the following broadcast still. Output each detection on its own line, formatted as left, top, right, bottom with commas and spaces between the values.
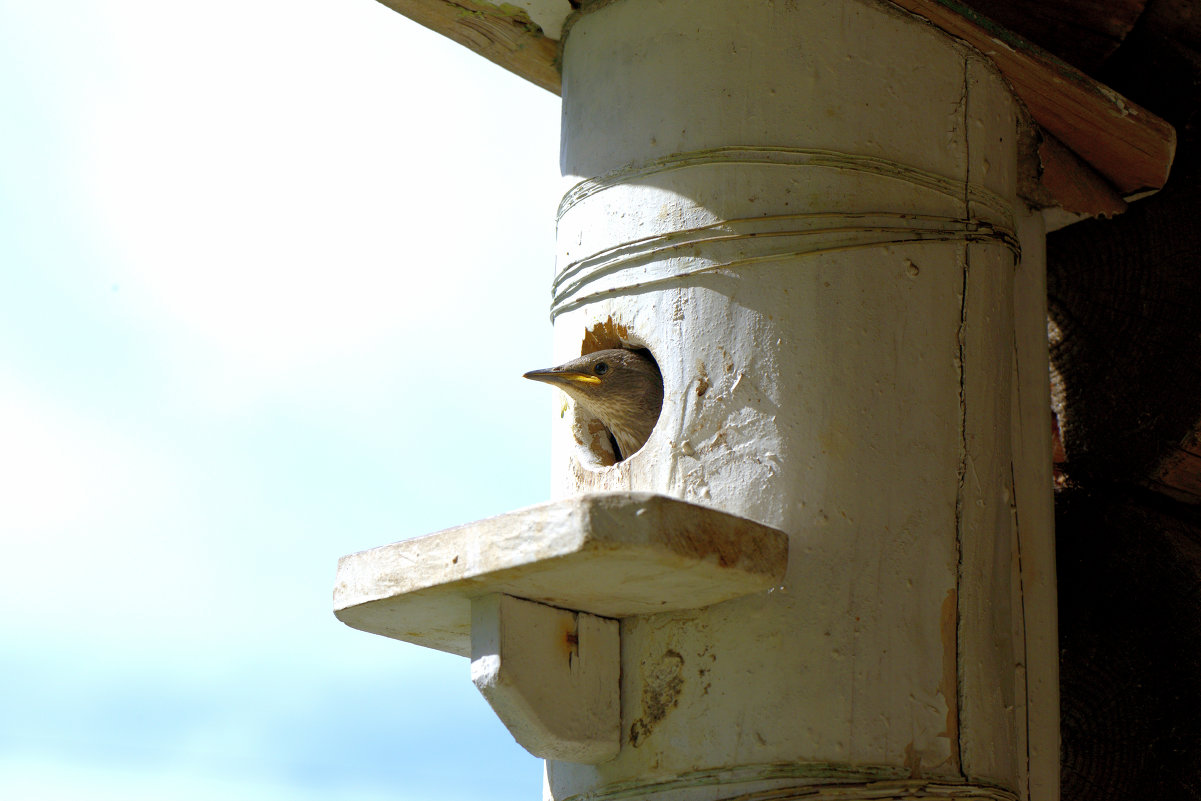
524, 348, 664, 461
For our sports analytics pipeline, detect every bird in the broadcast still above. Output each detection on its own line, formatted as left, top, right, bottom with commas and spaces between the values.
524, 348, 663, 461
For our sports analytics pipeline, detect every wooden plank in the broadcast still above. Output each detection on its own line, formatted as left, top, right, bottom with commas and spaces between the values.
333, 492, 789, 656
891, 0, 1176, 195
374, 0, 560, 92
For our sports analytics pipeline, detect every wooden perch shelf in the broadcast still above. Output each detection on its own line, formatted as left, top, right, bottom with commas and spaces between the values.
334, 492, 789, 657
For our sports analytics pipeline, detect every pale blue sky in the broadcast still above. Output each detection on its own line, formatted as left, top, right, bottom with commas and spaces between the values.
1, 1, 561, 798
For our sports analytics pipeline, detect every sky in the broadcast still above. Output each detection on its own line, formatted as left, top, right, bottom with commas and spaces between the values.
0, 1, 561, 798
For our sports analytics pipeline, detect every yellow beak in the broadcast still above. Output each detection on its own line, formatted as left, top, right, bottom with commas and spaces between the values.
523, 370, 602, 386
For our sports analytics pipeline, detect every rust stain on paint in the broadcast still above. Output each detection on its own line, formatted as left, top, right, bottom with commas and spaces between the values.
939, 587, 960, 770
903, 740, 922, 779
559, 614, 579, 666
628, 649, 685, 747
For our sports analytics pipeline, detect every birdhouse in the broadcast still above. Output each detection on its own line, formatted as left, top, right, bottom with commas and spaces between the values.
334, 1, 1176, 800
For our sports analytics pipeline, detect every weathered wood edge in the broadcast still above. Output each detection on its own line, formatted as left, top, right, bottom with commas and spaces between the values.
373, 0, 560, 92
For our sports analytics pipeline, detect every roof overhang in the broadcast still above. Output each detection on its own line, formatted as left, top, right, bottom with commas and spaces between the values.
375, 0, 1176, 216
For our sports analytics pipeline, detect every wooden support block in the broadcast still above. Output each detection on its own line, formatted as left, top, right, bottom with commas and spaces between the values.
1035, 133, 1128, 218
471, 594, 620, 763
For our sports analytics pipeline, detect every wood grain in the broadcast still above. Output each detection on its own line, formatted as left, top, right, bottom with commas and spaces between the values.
1037, 133, 1128, 217
374, 0, 560, 92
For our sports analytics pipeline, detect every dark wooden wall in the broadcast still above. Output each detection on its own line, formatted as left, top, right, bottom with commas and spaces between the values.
975, 0, 1201, 796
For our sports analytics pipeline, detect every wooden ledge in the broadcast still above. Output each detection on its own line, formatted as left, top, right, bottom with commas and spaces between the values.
373, 0, 1174, 213
334, 492, 789, 657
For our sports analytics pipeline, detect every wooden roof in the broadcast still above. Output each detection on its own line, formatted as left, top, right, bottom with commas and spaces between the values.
375, 0, 1176, 215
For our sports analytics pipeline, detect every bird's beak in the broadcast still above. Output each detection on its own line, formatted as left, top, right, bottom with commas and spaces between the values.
523, 369, 602, 386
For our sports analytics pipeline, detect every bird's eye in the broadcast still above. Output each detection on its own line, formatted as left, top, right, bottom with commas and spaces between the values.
595, 362, 609, 375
